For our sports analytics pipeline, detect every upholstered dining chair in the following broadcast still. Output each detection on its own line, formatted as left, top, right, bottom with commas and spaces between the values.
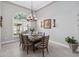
35, 35, 49, 57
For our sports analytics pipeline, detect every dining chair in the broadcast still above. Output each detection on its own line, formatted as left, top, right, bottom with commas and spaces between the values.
22, 30, 28, 34
19, 33, 23, 47
35, 35, 49, 57
22, 35, 32, 54
38, 32, 45, 36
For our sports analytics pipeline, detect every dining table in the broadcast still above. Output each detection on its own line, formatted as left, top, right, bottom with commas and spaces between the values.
23, 34, 43, 52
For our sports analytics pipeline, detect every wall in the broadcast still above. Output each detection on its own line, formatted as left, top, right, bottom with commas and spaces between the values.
1, 1, 79, 46
1, 2, 36, 44
36, 1, 79, 45
0, 2, 1, 48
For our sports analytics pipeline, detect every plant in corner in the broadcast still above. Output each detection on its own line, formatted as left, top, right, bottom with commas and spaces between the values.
65, 36, 78, 52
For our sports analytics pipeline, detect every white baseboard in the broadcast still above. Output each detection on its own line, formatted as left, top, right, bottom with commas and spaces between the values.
49, 40, 69, 48
1, 39, 19, 44
1, 39, 69, 48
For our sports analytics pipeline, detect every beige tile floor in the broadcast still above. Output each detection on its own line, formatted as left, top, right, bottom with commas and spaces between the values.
0, 41, 79, 57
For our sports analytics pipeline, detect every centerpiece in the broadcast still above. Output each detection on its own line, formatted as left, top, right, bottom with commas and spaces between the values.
30, 28, 35, 35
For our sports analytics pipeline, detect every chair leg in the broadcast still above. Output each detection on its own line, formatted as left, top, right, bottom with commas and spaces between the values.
27, 46, 28, 54
32, 44, 35, 53
22, 44, 23, 49
47, 48, 49, 53
19, 42, 21, 46
22, 44, 25, 50
42, 48, 44, 57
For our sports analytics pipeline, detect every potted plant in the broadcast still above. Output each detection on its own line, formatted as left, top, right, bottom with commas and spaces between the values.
65, 36, 78, 52
30, 28, 35, 35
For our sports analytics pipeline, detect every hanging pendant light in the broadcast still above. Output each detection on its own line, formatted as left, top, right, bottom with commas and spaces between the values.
27, 1, 37, 21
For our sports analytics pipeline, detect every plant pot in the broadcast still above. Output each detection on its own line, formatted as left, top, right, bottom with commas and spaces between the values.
69, 43, 78, 52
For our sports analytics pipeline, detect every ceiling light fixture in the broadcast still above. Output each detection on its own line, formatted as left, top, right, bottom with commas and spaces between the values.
27, 1, 37, 21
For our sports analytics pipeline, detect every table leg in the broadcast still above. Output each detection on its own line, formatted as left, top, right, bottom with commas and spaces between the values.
33, 44, 35, 52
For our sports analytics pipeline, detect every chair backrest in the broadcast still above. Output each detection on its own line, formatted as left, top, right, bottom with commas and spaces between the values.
38, 32, 45, 36
40, 35, 49, 48
44, 36, 49, 47
19, 33, 23, 43
22, 30, 28, 34
22, 35, 29, 45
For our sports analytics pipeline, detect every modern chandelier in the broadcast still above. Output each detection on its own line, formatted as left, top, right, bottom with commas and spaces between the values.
27, 1, 37, 21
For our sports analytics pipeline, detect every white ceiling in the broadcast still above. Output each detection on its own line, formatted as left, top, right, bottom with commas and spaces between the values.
9, 1, 52, 11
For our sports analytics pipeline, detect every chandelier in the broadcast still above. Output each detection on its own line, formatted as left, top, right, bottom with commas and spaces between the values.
27, 1, 37, 21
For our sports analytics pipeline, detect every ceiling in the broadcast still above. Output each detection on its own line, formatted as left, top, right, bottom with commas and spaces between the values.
9, 1, 53, 11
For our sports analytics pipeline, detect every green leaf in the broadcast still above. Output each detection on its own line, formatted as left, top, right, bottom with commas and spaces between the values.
65, 36, 78, 44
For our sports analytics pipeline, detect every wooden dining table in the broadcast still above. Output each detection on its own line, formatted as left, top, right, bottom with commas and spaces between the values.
23, 34, 43, 52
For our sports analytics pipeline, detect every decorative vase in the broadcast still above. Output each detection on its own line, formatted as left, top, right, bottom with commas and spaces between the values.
31, 32, 33, 35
